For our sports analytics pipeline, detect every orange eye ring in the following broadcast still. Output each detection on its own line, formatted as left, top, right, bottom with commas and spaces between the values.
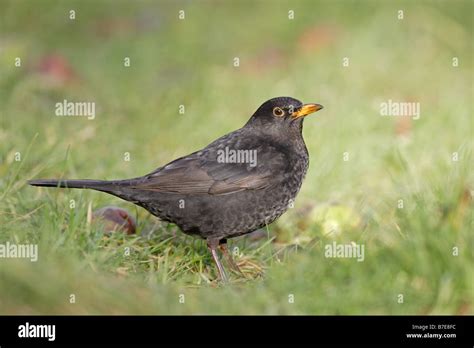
273, 107, 285, 117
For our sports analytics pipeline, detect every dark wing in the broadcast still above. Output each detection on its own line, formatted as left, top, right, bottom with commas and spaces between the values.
129, 132, 289, 195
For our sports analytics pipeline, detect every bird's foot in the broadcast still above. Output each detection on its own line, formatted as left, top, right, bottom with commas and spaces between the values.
207, 239, 228, 283
219, 242, 245, 277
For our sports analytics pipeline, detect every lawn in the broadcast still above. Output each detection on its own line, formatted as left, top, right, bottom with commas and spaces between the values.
0, 0, 472, 314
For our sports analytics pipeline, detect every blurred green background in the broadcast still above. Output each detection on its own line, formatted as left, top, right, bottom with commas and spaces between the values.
0, 0, 472, 314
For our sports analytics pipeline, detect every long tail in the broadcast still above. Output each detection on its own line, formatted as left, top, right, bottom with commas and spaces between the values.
28, 178, 147, 205
28, 179, 118, 191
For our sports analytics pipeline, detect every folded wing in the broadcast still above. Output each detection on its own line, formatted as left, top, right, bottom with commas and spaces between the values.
130, 138, 289, 195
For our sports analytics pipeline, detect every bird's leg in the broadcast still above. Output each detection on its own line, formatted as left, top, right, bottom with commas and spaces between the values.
219, 240, 244, 276
207, 239, 228, 282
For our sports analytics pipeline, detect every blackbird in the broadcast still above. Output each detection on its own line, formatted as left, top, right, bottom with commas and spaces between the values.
29, 97, 323, 281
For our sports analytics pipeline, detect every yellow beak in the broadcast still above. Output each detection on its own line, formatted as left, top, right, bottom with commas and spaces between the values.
291, 103, 324, 119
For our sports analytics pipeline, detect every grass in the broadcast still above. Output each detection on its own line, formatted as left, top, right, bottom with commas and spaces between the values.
0, 0, 472, 314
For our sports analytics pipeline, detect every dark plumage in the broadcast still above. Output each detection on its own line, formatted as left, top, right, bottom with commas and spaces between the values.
29, 96, 323, 281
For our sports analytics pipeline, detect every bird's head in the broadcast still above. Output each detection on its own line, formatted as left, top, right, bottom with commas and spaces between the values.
246, 97, 323, 132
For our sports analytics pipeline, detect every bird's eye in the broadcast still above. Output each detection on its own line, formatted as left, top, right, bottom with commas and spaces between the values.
273, 107, 285, 117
